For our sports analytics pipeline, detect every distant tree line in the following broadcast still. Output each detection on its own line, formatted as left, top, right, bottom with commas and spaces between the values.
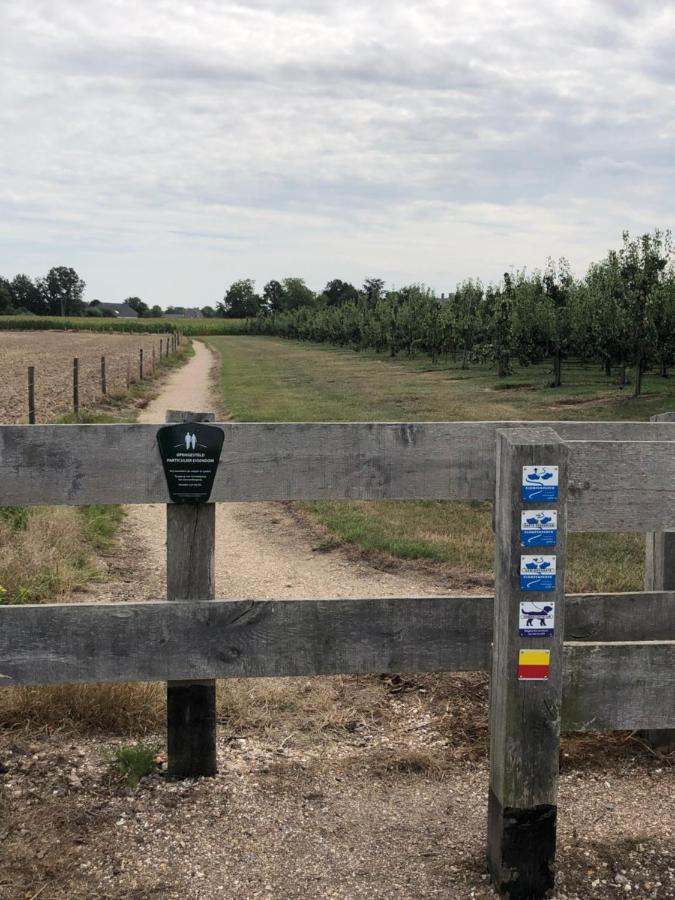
0, 267, 87, 317
233, 231, 674, 398
0, 267, 166, 319
216, 276, 385, 318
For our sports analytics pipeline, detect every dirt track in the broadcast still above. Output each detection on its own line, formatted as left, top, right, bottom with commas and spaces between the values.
115, 338, 451, 603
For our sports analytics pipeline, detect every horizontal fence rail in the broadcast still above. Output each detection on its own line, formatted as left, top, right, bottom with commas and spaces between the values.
1, 592, 673, 731
561, 642, 674, 731
1, 421, 674, 530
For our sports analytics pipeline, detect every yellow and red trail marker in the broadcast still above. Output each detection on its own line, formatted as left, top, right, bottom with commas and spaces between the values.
517, 648, 551, 680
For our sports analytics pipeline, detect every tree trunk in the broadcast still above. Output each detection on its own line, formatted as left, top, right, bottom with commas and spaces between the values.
633, 358, 643, 398
618, 365, 627, 387
660, 361, 668, 377
604, 358, 612, 377
497, 355, 509, 378
552, 352, 562, 388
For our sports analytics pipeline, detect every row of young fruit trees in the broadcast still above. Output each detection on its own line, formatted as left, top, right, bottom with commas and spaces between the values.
246, 230, 675, 397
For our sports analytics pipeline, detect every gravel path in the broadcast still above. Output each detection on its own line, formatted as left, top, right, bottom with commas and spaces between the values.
115, 338, 451, 603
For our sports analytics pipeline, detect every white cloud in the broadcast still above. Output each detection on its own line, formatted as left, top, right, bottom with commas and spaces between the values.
0, 0, 674, 305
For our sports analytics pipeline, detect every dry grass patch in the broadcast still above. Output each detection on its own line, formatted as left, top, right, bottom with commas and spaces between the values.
0, 507, 99, 604
0, 682, 164, 734
216, 675, 389, 746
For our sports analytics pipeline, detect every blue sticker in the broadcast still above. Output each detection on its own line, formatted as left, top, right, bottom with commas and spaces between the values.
520, 555, 556, 592
519, 601, 555, 637
520, 510, 558, 547
522, 466, 559, 501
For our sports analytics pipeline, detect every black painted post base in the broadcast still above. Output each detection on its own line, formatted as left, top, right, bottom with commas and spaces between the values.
166, 682, 217, 779
487, 789, 557, 900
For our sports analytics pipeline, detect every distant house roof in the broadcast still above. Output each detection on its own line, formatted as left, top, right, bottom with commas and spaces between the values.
98, 302, 139, 318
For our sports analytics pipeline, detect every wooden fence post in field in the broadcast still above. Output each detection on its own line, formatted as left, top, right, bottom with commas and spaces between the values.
101, 356, 107, 396
160, 338, 163, 361
126, 357, 131, 389
165, 409, 218, 779
644, 411, 675, 752
488, 427, 568, 899
27, 366, 35, 424
152, 346, 156, 374
139, 348, 144, 381
73, 358, 79, 417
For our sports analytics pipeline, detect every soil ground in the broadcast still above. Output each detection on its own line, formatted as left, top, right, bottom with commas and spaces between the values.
0, 331, 176, 424
1, 340, 673, 900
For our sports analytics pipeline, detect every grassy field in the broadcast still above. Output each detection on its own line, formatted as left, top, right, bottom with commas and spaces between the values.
208, 335, 675, 593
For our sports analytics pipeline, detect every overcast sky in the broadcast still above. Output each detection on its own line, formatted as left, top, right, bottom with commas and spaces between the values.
1, 0, 674, 307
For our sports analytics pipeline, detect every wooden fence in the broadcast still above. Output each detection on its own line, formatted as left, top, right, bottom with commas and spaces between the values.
0, 413, 673, 899
21, 331, 183, 423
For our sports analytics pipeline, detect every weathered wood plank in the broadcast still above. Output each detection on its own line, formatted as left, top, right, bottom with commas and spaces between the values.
165, 409, 217, 779
642, 414, 675, 751
0, 596, 494, 686
1, 422, 673, 525
562, 642, 675, 731
488, 427, 568, 898
0, 592, 672, 688
567, 440, 675, 531
565, 591, 675, 642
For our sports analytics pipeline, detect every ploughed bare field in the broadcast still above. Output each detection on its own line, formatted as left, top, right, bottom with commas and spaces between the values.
0, 331, 173, 423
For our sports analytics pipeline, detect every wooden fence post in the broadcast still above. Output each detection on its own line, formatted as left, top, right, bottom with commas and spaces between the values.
73, 358, 79, 417
139, 348, 144, 381
160, 338, 163, 360
126, 357, 131, 389
27, 367, 35, 424
165, 409, 217, 779
643, 411, 675, 752
28, 366, 35, 425
101, 356, 107, 396
488, 427, 568, 900
152, 346, 156, 374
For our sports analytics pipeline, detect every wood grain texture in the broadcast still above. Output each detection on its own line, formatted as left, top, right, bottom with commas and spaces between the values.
166, 504, 215, 602
642, 415, 675, 751
644, 413, 675, 591
1, 422, 673, 532
0, 592, 672, 688
565, 591, 675, 642
489, 427, 568, 810
165, 409, 217, 779
487, 427, 568, 896
0, 596, 494, 686
567, 439, 675, 531
562, 642, 675, 730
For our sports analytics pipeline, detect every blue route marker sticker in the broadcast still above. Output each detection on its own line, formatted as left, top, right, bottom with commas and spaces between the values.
520, 555, 556, 592
519, 600, 555, 637
522, 466, 559, 501
520, 510, 558, 547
